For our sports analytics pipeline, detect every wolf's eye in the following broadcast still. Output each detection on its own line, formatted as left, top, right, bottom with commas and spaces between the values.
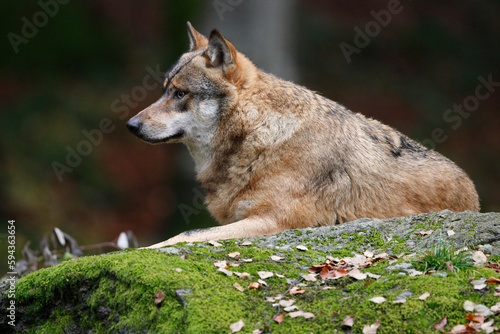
174, 90, 188, 99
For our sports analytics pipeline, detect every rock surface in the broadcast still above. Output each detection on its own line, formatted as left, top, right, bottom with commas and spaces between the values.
1, 210, 500, 333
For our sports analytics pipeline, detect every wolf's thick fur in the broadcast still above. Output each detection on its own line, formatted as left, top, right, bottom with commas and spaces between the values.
127, 23, 479, 248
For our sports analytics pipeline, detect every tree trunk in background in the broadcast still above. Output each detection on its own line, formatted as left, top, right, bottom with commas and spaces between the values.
202, 0, 299, 82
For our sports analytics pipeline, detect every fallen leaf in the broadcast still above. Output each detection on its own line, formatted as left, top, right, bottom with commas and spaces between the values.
249, 282, 260, 289
446, 261, 454, 272
465, 313, 485, 323
393, 299, 406, 304
229, 319, 244, 332
296, 245, 308, 251
418, 292, 430, 300
257, 279, 268, 287
258, 271, 274, 279
434, 316, 447, 330
214, 260, 227, 268
464, 300, 477, 312
343, 254, 368, 266
289, 310, 305, 318
486, 277, 500, 285
449, 324, 467, 334
175, 268, 183, 273
239, 241, 252, 246
289, 287, 306, 295
447, 230, 456, 236
362, 320, 381, 334
273, 313, 285, 323
218, 268, 233, 276
341, 315, 354, 327
474, 283, 487, 290
275, 273, 285, 278
473, 251, 488, 263
252, 329, 264, 334
419, 230, 433, 235
349, 268, 367, 280
474, 304, 493, 317
154, 289, 165, 306
208, 240, 223, 247
234, 272, 250, 279
279, 299, 295, 307
270, 255, 284, 261
228, 252, 240, 258
364, 250, 374, 258
409, 271, 423, 277
284, 305, 299, 312
241, 258, 253, 262
369, 297, 386, 304
302, 274, 317, 282
367, 273, 381, 279
233, 283, 245, 292
490, 303, 500, 313
302, 312, 316, 319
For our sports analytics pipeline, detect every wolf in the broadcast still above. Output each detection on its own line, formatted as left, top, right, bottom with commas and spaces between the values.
126, 22, 480, 248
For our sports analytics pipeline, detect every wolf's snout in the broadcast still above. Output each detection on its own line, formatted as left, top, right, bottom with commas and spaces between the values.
126, 118, 143, 136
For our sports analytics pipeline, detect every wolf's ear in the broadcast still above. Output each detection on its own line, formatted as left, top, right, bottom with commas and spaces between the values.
187, 22, 208, 51
206, 29, 238, 68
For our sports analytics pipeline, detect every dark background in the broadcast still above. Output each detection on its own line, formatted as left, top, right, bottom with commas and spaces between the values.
1, 0, 499, 274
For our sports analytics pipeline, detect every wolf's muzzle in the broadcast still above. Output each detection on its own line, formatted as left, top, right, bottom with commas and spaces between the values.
126, 118, 143, 136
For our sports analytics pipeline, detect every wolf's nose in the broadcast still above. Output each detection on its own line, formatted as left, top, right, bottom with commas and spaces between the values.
126, 118, 143, 135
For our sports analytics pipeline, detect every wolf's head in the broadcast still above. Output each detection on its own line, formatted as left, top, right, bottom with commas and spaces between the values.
126, 22, 251, 154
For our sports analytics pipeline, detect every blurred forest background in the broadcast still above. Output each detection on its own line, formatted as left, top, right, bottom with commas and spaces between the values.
1, 1, 499, 274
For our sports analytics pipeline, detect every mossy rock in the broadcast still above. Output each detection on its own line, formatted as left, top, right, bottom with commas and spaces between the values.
1, 210, 500, 333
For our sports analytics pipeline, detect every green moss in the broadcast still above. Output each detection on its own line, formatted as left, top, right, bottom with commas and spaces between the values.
4, 232, 500, 333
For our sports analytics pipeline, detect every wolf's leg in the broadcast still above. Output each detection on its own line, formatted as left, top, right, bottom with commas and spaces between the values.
143, 216, 279, 249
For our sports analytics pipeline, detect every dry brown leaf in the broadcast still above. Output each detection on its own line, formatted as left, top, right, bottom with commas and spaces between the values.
257, 279, 268, 287
284, 305, 299, 312
302, 274, 317, 282
362, 320, 381, 334
447, 230, 456, 236
369, 296, 386, 304
233, 283, 245, 292
240, 258, 253, 262
419, 230, 433, 235
367, 272, 381, 279
234, 272, 250, 279
175, 268, 183, 273
229, 319, 244, 332
464, 300, 476, 312
473, 251, 488, 263
270, 255, 284, 261
449, 324, 467, 334
433, 316, 447, 330
393, 299, 406, 304
465, 313, 484, 323
239, 241, 252, 246
258, 271, 274, 279
154, 289, 165, 306
214, 260, 227, 268
296, 245, 308, 251
349, 268, 367, 280
228, 252, 240, 258
273, 313, 285, 323
289, 287, 307, 295
218, 268, 233, 276
249, 282, 260, 289
418, 292, 430, 300
279, 299, 295, 307
208, 240, 223, 247
341, 315, 354, 327
364, 250, 374, 258
289, 310, 305, 318
485, 277, 500, 285
446, 261, 454, 272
